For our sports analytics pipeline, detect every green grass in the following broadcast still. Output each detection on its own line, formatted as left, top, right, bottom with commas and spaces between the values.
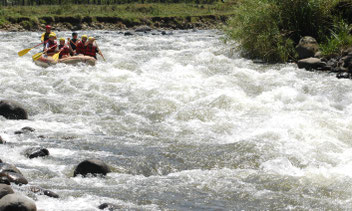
0, 3, 235, 20
224, 0, 345, 62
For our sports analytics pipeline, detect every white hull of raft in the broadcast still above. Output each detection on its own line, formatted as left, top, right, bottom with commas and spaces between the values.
33, 55, 97, 67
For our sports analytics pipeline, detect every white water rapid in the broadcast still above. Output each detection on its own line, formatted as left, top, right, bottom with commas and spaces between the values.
1, 30, 352, 210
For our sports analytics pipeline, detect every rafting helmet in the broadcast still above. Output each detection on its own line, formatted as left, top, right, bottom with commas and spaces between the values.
88, 37, 94, 41
59, 37, 65, 42
45, 25, 51, 29
82, 35, 88, 39
49, 33, 56, 38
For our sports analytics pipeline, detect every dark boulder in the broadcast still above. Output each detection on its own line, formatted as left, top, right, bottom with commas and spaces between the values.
297, 57, 327, 70
296, 36, 319, 59
124, 31, 135, 36
0, 136, 4, 144
98, 203, 121, 210
15, 127, 35, 135
0, 159, 2, 163
0, 193, 37, 211
24, 147, 49, 159
0, 184, 14, 199
28, 186, 59, 198
73, 159, 111, 177
0, 100, 28, 120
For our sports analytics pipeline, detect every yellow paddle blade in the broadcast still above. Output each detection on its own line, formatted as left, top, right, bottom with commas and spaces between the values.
18, 48, 32, 57
52, 52, 60, 61
32, 52, 43, 61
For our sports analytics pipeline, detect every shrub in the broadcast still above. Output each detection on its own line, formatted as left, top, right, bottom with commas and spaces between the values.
225, 0, 340, 62
320, 20, 352, 56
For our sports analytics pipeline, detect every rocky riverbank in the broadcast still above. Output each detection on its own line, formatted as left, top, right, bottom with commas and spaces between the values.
0, 15, 229, 32
296, 36, 352, 79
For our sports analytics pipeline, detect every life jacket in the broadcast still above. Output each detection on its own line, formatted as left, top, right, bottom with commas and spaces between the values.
47, 40, 57, 54
85, 44, 97, 59
76, 41, 87, 55
59, 45, 70, 58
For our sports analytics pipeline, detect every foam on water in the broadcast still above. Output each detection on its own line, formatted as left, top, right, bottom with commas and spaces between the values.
1, 30, 352, 210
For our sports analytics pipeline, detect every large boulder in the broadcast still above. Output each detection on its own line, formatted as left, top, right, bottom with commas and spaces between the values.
297, 57, 327, 70
296, 36, 319, 59
0, 184, 14, 199
24, 147, 49, 159
0, 136, 4, 144
0, 193, 37, 211
0, 100, 28, 120
73, 159, 111, 177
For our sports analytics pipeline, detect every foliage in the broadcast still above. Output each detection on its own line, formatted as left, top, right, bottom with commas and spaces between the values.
320, 20, 352, 56
225, 0, 341, 62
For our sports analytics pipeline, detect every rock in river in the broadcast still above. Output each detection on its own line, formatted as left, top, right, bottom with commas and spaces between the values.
24, 147, 49, 159
0, 100, 28, 120
0, 163, 28, 185
0, 193, 37, 211
0, 184, 14, 199
296, 36, 319, 59
74, 159, 111, 177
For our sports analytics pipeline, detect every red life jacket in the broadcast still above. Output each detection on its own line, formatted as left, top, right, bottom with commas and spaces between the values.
76, 41, 86, 55
47, 40, 57, 53
85, 44, 97, 59
59, 45, 70, 58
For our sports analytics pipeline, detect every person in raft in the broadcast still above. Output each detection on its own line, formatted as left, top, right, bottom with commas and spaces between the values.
44, 33, 58, 57
84, 37, 104, 60
75, 35, 88, 55
68, 32, 79, 55
58, 38, 71, 59
40, 25, 56, 48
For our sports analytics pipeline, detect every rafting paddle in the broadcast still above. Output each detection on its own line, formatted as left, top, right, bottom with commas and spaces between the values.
18, 42, 43, 57
32, 45, 57, 61
52, 49, 62, 61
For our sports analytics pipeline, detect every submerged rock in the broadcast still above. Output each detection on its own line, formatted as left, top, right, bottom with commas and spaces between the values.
24, 147, 49, 159
0, 193, 37, 211
98, 203, 121, 210
28, 186, 59, 198
0, 184, 14, 199
296, 36, 319, 59
73, 159, 111, 177
0, 100, 28, 120
0, 136, 4, 144
15, 127, 35, 135
297, 57, 327, 70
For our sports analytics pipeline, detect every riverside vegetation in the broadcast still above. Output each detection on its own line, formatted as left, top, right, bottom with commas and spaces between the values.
0, 2, 236, 30
224, 0, 352, 66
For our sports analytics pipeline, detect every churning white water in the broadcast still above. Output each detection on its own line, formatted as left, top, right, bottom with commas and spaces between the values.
1, 30, 352, 210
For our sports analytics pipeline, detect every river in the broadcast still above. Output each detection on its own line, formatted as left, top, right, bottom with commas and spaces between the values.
1, 30, 352, 210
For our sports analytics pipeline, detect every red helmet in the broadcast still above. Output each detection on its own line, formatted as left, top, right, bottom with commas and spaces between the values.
45, 25, 51, 29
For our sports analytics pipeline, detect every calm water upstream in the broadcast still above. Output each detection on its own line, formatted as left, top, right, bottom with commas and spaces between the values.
1, 30, 352, 210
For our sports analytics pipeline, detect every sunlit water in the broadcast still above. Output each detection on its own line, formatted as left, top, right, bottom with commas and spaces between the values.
1, 30, 352, 210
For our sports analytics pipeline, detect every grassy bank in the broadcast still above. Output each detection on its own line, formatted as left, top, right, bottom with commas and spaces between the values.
224, 0, 352, 62
0, 2, 236, 28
